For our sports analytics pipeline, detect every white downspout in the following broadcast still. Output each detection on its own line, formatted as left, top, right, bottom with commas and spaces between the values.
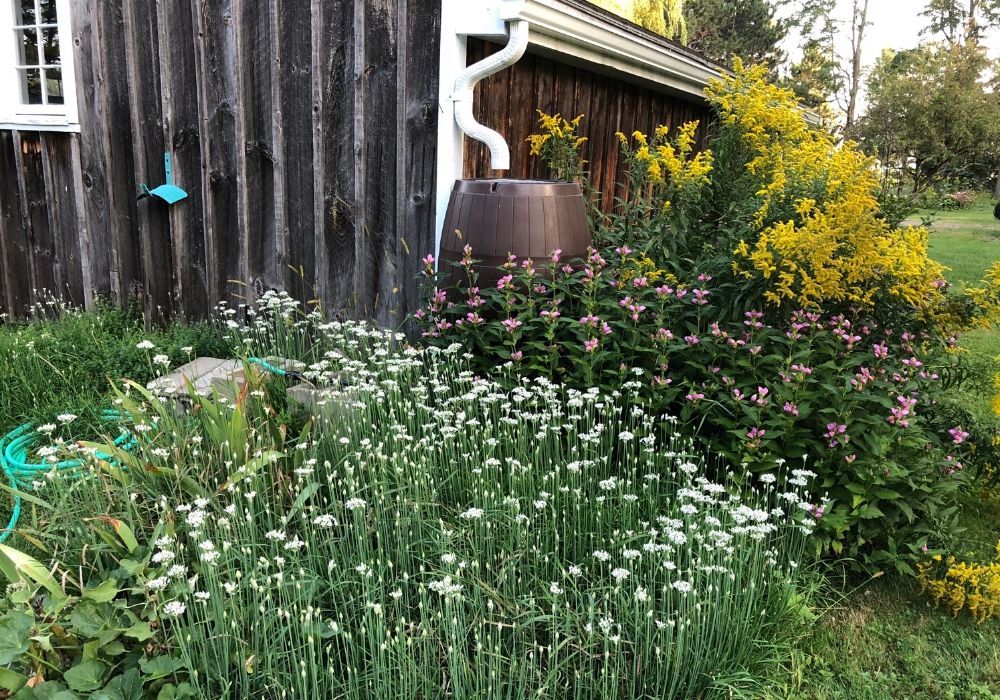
434, 4, 530, 259
451, 19, 529, 170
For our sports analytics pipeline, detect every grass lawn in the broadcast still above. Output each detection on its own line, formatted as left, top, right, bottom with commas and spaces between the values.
777, 199, 1000, 699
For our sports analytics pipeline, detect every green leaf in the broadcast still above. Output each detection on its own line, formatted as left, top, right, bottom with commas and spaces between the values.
124, 622, 154, 642
0, 545, 65, 600
0, 666, 27, 691
0, 482, 53, 511
64, 660, 106, 692
91, 669, 142, 700
69, 601, 120, 645
156, 682, 198, 700
139, 655, 184, 680
84, 579, 120, 604
0, 611, 33, 665
101, 520, 138, 554
15, 681, 76, 700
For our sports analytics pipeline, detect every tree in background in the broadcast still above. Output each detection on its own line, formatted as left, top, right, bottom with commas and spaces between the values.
683, 0, 789, 71
856, 43, 1000, 193
786, 38, 843, 126
922, 0, 1000, 46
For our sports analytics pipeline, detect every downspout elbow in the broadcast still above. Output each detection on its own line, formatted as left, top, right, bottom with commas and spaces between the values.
453, 19, 529, 171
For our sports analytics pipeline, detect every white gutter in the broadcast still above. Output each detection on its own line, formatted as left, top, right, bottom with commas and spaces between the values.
453, 20, 529, 170
499, 0, 720, 100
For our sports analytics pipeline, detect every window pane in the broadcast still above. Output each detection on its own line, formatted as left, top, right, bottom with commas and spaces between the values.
18, 0, 35, 25
39, 0, 55, 23
16, 28, 38, 65
41, 27, 59, 65
17, 68, 43, 104
44, 68, 62, 104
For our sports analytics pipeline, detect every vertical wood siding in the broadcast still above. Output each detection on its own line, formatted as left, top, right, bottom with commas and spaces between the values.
0, 0, 441, 324
463, 39, 712, 214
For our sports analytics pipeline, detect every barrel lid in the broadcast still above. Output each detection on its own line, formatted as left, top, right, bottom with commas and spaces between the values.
451, 178, 583, 197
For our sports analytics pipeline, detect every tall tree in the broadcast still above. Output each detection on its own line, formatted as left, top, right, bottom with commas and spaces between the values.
856, 43, 1000, 193
921, 0, 1000, 46
786, 37, 843, 125
844, 0, 870, 131
683, 0, 789, 70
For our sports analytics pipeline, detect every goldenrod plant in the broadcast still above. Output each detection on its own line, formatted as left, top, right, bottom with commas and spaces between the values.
917, 543, 1000, 623
705, 59, 946, 313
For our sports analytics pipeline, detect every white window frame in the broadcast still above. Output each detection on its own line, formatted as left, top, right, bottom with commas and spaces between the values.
0, 0, 79, 131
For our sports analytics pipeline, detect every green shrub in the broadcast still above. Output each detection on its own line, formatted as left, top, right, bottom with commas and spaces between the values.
418, 247, 965, 570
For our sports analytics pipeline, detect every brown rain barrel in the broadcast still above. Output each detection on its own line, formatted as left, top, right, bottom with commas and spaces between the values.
439, 179, 592, 291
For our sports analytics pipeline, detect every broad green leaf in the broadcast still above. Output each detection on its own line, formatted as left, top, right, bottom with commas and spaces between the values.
64, 659, 106, 692
139, 655, 184, 680
69, 600, 120, 645
156, 682, 198, 700
83, 579, 119, 604
91, 669, 142, 700
123, 621, 154, 642
16, 681, 76, 700
0, 611, 33, 665
0, 667, 26, 692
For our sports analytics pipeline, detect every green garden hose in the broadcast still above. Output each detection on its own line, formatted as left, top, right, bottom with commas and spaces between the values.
0, 410, 135, 544
246, 357, 306, 382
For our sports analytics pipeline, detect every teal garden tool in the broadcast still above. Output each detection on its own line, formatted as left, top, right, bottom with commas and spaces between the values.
137, 152, 188, 204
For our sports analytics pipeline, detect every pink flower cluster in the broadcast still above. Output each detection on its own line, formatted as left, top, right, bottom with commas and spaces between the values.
887, 395, 918, 428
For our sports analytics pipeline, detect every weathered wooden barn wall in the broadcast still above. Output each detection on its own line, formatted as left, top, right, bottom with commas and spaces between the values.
464, 39, 712, 214
0, 0, 441, 324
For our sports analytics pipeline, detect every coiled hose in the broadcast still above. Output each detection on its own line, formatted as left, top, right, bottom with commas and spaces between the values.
0, 409, 136, 544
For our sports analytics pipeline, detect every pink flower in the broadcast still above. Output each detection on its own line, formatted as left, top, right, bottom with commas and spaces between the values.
948, 427, 969, 444
872, 342, 889, 359
510, 351, 523, 362
686, 392, 705, 402
633, 276, 649, 289
466, 312, 483, 325
692, 288, 710, 305
601, 321, 612, 336
550, 249, 562, 263
580, 314, 600, 328
684, 335, 700, 346
655, 328, 674, 342
497, 275, 514, 291
746, 427, 765, 449
655, 285, 674, 296
422, 253, 435, 266
615, 245, 632, 256
562, 264, 574, 275
502, 318, 522, 333
584, 338, 599, 353
697, 273, 713, 282
844, 454, 857, 463
783, 401, 799, 417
